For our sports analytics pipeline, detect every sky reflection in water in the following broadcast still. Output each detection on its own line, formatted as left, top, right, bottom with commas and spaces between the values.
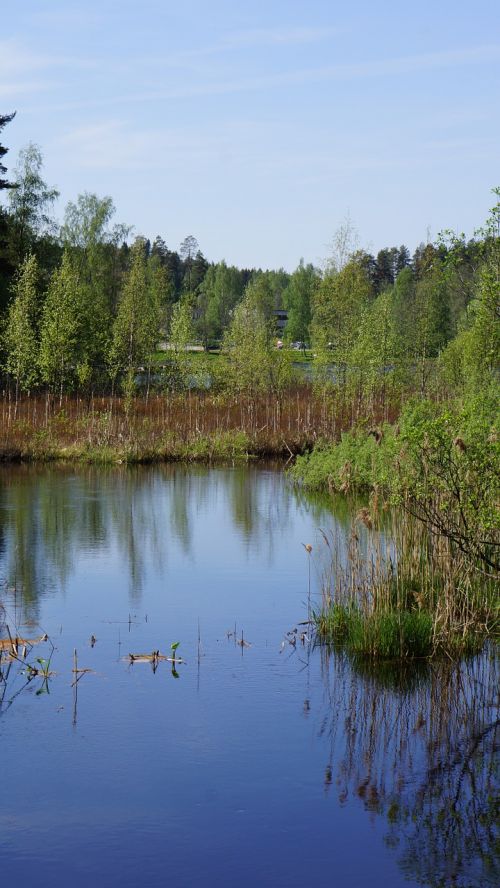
0, 464, 497, 888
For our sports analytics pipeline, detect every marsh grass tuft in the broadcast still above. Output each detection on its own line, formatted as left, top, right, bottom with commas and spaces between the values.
316, 605, 434, 659
314, 509, 498, 659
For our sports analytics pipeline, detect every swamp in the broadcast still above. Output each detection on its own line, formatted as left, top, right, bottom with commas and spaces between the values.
0, 463, 498, 888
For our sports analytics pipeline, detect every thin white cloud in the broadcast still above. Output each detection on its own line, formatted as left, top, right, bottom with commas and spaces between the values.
219, 26, 341, 49
0, 38, 99, 78
24, 42, 500, 115
0, 40, 54, 77
25, 8, 103, 29
123, 25, 343, 74
53, 110, 496, 180
0, 79, 56, 99
55, 119, 232, 171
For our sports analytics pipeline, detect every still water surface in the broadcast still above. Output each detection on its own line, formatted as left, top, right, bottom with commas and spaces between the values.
0, 464, 497, 888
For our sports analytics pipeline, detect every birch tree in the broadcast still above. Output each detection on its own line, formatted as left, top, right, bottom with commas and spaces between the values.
39, 251, 82, 398
4, 254, 40, 401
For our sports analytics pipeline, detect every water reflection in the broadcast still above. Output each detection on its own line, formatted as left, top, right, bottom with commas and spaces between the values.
0, 463, 338, 619
1, 464, 497, 888
317, 648, 499, 888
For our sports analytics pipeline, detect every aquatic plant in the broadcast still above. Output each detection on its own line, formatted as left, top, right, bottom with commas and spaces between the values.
313, 508, 497, 659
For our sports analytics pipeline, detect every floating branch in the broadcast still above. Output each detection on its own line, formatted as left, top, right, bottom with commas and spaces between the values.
0, 631, 48, 653
237, 630, 251, 648
127, 650, 186, 665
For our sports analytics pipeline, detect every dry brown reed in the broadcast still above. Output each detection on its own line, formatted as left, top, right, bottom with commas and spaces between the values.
0, 386, 395, 462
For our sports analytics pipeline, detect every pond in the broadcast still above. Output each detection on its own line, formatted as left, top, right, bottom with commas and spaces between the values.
0, 464, 498, 888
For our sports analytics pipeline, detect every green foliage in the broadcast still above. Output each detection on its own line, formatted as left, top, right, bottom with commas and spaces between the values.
244, 272, 277, 322
316, 605, 434, 659
8, 143, 59, 263
291, 425, 398, 492
167, 294, 199, 389
221, 288, 293, 400
61, 192, 116, 249
109, 238, 162, 391
61, 192, 130, 389
350, 288, 398, 403
196, 261, 246, 346
395, 394, 500, 571
283, 259, 318, 344
4, 254, 40, 392
311, 257, 372, 386
293, 393, 500, 574
39, 251, 83, 393
461, 264, 500, 388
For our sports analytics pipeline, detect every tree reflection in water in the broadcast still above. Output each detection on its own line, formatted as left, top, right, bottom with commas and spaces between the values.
0, 463, 298, 618
317, 648, 499, 887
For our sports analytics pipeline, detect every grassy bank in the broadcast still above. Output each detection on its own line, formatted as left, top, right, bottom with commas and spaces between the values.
294, 393, 500, 659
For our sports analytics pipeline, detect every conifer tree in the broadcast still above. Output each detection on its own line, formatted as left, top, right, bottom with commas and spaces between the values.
0, 112, 16, 305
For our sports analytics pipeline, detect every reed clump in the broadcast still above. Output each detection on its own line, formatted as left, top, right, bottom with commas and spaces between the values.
316, 606, 435, 659
314, 509, 498, 659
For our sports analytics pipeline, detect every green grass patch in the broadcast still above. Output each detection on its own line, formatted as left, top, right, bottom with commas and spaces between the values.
316, 604, 435, 659
315, 602, 489, 660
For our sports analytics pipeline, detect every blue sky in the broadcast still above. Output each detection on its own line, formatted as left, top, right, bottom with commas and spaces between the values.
2, 0, 499, 270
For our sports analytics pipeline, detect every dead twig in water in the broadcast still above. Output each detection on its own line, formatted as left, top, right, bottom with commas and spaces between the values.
71, 648, 94, 687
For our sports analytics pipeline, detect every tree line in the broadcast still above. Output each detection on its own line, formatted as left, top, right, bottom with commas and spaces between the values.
0, 113, 498, 407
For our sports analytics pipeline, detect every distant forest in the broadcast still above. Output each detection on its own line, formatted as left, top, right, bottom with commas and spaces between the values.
0, 112, 498, 403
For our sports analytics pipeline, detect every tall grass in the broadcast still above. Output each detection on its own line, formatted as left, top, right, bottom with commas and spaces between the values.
315, 508, 498, 659
0, 386, 395, 463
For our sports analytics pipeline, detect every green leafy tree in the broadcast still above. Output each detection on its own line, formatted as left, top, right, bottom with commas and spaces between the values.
244, 272, 277, 323
350, 287, 397, 412
311, 256, 372, 386
61, 193, 132, 386
283, 260, 318, 344
168, 294, 196, 388
147, 252, 174, 338
3, 254, 41, 400
109, 238, 161, 395
222, 290, 292, 401
325, 215, 359, 275
396, 397, 500, 575
412, 263, 450, 394
196, 261, 246, 347
441, 249, 500, 393
463, 266, 500, 385
39, 251, 83, 397
61, 193, 115, 250
8, 143, 59, 264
